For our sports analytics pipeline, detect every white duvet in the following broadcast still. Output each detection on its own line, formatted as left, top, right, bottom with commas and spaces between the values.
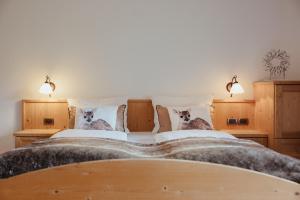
51, 129, 236, 144
51, 129, 127, 141
154, 130, 236, 143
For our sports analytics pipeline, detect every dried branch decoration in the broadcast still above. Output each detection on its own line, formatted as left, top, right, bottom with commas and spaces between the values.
264, 49, 290, 79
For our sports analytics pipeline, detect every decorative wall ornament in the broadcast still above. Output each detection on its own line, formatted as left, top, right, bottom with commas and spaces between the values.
264, 49, 290, 80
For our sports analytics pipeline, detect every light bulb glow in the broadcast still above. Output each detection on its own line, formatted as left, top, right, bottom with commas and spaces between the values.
39, 83, 53, 95
230, 83, 244, 94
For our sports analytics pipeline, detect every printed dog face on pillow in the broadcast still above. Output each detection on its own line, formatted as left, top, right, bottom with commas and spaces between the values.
81, 109, 95, 123
173, 109, 212, 130
80, 108, 113, 131
174, 108, 192, 122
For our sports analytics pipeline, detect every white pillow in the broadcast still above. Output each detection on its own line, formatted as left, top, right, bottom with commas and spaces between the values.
151, 95, 213, 133
75, 106, 118, 130
98, 97, 130, 133
155, 130, 236, 143
68, 97, 130, 132
51, 129, 127, 141
167, 105, 213, 131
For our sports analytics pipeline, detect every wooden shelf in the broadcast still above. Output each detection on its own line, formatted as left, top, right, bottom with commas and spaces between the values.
220, 129, 268, 146
221, 129, 268, 138
14, 129, 61, 137
213, 99, 255, 103
22, 99, 68, 103
254, 80, 300, 85
14, 129, 61, 148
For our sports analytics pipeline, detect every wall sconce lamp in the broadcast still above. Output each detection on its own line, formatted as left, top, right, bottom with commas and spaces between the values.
39, 75, 56, 97
226, 75, 244, 97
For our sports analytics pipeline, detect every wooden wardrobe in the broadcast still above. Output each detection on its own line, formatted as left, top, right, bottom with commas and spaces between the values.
254, 81, 300, 159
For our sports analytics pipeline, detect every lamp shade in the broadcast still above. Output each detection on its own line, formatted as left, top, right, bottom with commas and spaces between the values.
39, 83, 53, 95
230, 82, 244, 94
39, 75, 56, 97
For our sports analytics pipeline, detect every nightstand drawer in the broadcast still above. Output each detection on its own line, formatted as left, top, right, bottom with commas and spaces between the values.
15, 136, 49, 148
239, 137, 268, 147
221, 129, 269, 147
14, 129, 61, 148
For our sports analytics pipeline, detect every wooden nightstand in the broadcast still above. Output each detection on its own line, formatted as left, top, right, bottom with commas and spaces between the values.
14, 129, 61, 148
221, 129, 268, 147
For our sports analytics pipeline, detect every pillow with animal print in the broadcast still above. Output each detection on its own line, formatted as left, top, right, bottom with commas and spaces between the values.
69, 105, 126, 132
115, 105, 127, 132
68, 98, 129, 132
152, 95, 213, 133
156, 105, 172, 133
70, 105, 127, 132
167, 106, 213, 131
74, 106, 121, 131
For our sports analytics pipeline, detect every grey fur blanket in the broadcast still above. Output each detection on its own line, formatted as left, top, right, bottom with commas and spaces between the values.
0, 137, 299, 183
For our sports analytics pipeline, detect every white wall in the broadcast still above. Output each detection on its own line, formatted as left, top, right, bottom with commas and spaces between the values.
0, 0, 300, 151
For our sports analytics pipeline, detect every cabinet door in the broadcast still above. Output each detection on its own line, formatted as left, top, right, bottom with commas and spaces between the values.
273, 139, 300, 159
275, 85, 300, 138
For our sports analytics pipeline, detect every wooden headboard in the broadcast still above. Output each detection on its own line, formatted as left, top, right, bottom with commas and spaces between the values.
127, 99, 154, 132
22, 99, 69, 129
126, 99, 256, 131
22, 99, 255, 132
21, 99, 155, 132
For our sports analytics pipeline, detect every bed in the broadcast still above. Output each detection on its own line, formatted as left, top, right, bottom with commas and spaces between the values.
0, 99, 299, 200
0, 129, 299, 199
1, 129, 299, 181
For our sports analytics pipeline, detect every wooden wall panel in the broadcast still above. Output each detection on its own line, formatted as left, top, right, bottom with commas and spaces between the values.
127, 99, 154, 132
22, 100, 69, 130
253, 82, 275, 147
212, 100, 255, 130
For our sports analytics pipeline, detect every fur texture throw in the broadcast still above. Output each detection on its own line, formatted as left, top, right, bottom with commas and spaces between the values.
0, 137, 299, 183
